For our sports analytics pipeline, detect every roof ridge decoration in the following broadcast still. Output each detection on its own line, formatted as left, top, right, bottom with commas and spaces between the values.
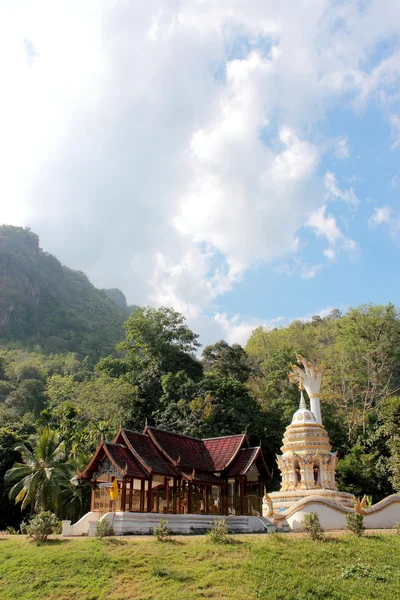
120, 430, 153, 474
105, 441, 128, 449
123, 428, 150, 438
146, 424, 203, 441
144, 425, 180, 467
201, 433, 246, 441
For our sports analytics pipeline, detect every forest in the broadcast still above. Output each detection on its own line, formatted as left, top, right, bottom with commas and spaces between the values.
0, 228, 399, 529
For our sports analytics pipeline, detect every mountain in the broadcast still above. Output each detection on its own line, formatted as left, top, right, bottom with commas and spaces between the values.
0, 225, 132, 361
102, 288, 137, 314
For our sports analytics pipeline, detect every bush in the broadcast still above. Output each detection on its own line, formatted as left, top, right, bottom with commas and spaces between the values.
6, 526, 18, 535
346, 513, 365, 537
207, 518, 234, 544
394, 522, 400, 535
302, 512, 325, 541
26, 511, 60, 542
95, 518, 114, 538
153, 519, 171, 542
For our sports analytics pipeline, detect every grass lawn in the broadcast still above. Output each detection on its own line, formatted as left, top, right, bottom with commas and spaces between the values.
0, 533, 399, 600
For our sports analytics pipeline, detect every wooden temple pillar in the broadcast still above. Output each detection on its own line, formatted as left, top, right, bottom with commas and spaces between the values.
205, 485, 210, 514
172, 478, 177, 513
128, 478, 133, 511
239, 476, 245, 516
221, 484, 228, 515
147, 476, 153, 512
234, 478, 238, 514
140, 479, 145, 512
89, 480, 96, 511
258, 474, 262, 514
177, 480, 182, 514
164, 477, 169, 513
188, 481, 193, 514
120, 478, 127, 512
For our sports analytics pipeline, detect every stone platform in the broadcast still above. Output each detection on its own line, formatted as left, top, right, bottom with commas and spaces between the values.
62, 511, 275, 536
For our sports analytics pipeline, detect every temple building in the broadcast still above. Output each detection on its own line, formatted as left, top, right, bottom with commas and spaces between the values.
80, 425, 270, 518
62, 354, 399, 535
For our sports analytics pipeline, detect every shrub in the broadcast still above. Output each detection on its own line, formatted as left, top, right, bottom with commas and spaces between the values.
95, 518, 114, 538
20, 519, 29, 535
207, 518, 234, 544
6, 526, 18, 535
26, 511, 60, 542
302, 512, 325, 541
393, 522, 400, 535
153, 519, 171, 542
346, 513, 365, 537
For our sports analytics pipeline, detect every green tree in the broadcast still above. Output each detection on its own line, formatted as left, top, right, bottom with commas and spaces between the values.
202, 340, 254, 383
5, 427, 75, 513
97, 306, 203, 428
323, 304, 400, 440
378, 396, 400, 491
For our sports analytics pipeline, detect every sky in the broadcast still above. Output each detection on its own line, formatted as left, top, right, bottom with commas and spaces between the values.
1, 0, 400, 348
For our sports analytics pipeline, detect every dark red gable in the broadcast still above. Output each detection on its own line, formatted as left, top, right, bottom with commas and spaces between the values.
145, 426, 211, 471
203, 434, 245, 471
119, 429, 178, 477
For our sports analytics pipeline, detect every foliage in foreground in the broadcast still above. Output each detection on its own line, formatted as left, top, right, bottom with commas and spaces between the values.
0, 534, 400, 600
5, 427, 75, 513
153, 518, 171, 542
95, 519, 114, 538
346, 513, 365, 537
302, 512, 325, 541
25, 511, 60, 542
207, 518, 234, 544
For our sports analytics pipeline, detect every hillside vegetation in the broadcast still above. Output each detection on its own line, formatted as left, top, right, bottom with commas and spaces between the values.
0, 225, 131, 361
0, 534, 399, 600
0, 225, 399, 530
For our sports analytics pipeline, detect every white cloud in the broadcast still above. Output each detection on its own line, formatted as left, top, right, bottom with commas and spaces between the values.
324, 172, 359, 209
369, 205, 400, 241
306, 205, 359, 260
0, 0, 399, 342
390, 114, 400, 149
369, 206, 393, 227
213, 312, 285, 346
335, 137, 350, 159
300, 264, 323, 279
323, 248, 336, 261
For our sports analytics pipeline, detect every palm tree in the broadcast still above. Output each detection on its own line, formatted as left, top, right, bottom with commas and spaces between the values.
5, 427, 75, 513
59, 475, 91, 522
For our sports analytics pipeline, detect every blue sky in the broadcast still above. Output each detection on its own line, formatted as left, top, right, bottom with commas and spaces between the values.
1, 0, 400, 346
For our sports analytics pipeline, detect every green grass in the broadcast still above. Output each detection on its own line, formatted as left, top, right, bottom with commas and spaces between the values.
0, 534, 399, 600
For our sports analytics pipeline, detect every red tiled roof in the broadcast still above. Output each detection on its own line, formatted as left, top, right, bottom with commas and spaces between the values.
146, 427, 211, 471
81, 426, 269, 484
225, 447, 260, 477
104, 442, 148, 479
120, 429, 178, 477
203, 434, 245, 471
80, 441, 148, 480
180, 470, 225, 485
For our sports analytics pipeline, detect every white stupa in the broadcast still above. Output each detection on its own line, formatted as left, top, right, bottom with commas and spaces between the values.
264, 355, 354, 519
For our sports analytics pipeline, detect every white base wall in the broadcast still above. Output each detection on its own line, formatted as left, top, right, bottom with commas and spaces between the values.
273, 493, 400, 531
62, 512, 271, 536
